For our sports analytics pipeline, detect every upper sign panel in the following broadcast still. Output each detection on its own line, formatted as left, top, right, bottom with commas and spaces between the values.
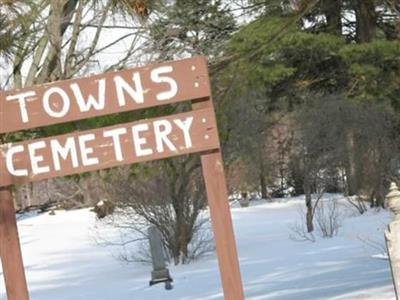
0, 56, 211, 134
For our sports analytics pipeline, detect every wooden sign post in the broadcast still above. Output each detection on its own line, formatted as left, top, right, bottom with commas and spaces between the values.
0, 187, 30, 300
0, 56, 244, 300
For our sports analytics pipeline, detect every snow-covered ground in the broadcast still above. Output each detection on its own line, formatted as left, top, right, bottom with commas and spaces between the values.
0, 195, 396, 300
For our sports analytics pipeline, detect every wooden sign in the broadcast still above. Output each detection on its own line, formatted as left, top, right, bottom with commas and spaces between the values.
0, 108, 219, 187
0, 56, 210, 134
0, 56, 245, 300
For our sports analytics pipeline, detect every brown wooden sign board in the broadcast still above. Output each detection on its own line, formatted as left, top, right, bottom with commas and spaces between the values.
0, 56, 245, 300
0, 108, 219, 187
0, 56, 210, 134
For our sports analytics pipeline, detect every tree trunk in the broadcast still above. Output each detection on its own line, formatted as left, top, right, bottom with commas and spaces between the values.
345, 130, 358, 196
259, 159, 268, 199
322, 0, 342, 35
178, 216, 189, 264
37, 0, 79, 83
304, 176, 314, 233
353, 0, 377, 43
61, 0, 79, 35
260, 172, 267, 200
376, 169, 387, 208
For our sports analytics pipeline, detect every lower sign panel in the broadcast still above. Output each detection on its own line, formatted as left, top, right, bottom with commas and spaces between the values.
0, 108, 219, 187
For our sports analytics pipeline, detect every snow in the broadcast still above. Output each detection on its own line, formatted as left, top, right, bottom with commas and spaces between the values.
0, 195, 396, 300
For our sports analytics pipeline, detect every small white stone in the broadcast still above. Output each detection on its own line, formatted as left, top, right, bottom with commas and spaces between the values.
194, 82, 200, 88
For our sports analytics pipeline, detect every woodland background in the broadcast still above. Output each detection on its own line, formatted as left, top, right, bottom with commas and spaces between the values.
1, 0, 400, 264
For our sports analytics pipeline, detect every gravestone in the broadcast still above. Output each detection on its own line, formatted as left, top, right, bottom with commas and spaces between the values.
148, 225, 173, 290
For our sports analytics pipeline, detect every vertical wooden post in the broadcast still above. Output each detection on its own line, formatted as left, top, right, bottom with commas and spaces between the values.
201, 151, 245, 300
193, 95, 245, 299
0, 187, 30, 300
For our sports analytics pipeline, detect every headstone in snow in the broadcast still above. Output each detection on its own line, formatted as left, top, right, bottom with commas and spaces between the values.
385, 182, 400, 299
239, 192, 249, 208
148, 225, 173, 290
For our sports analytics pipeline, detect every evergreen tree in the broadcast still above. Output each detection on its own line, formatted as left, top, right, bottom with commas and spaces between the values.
217, 3, 400, 230
147, 0, 236, 60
